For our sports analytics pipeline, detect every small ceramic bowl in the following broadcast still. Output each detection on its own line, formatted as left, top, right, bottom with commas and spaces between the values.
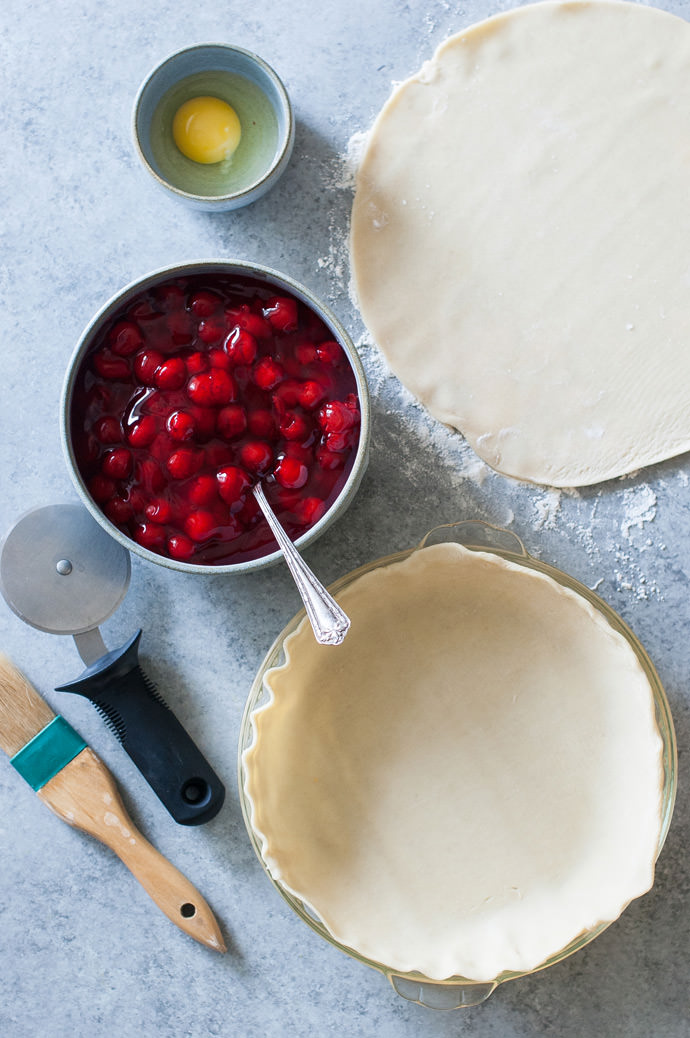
60, 260, 370, 574
133, 44, 294, 211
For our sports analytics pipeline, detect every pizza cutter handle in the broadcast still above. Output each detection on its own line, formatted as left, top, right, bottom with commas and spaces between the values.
55, 631, 225, 825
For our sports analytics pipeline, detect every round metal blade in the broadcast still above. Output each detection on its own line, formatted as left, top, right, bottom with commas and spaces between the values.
0, 503, 130, 635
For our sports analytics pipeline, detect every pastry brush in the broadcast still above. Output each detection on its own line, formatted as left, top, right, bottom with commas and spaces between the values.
0, 653, 226, 952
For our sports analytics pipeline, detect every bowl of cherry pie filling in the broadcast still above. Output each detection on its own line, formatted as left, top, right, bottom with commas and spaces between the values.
61, 261, 370, 572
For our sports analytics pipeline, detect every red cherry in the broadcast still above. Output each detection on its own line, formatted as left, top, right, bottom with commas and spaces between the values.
93, 416, 122, 444
282, 442, 311, 463
224, 326, 257, 365
227, 306, 271, 339
167, 533, 196, 560
102, 447, 133, 480
166, 309, 194, 345
166, 448, 202, 480
298, 380, 326, 410
154, 357, 187, 391
316, 340, 343, 365
189, 290, 221, 317
206, 442, 235, 468
88, 474, 116, 502
238, 493, 260, 525
109, 320, 143, 357
184, 510, 217, 542
93, 349, 129, 380
142, 390, 173, 416
104, 495, 133, 525
239, 441, 273, 474
278, 411, 310, 441
134, 348, 164, 384
272, 379, 301, 407
189, 405, 217, 439
144, 498, 172, 524
325, 429, 357, 452
253, 357, 284, 391
217, 465, 251, 506
134, 522, 166, 551
185, 351, 208, 375
188, 474, 219, 507
217, 404, 247, 439
167, 410, 196, 442
154, 283, 185, 310
293, 496, 326, 526
247, 408, 277, 440
208, 349, 232, 371
197, 317, 226, 344
202, 444, 231, 469
294, 342, 317, 366
274, 456, 308, 489
126, 487, 147, 514
315, 446, 345, 470
135, 457, 166, 492
187, 370, 237, 406
272, 486, 302, 513
318, 400, 357, 433
263, 295, 298, 333
126, 415, 158, 448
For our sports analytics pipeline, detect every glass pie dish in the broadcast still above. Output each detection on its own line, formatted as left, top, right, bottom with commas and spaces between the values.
238, 520, 677, 1009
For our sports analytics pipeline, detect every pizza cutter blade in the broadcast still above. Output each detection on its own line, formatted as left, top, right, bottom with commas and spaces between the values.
0, 503, 224, 825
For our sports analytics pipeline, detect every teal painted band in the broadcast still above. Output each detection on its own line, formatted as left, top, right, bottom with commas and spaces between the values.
10, 716, 87, 791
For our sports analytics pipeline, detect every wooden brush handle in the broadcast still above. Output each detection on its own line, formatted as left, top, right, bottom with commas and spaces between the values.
37, 747, 226, 953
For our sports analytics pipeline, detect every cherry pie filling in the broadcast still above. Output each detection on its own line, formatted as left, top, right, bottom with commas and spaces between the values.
70, 273, 362, 565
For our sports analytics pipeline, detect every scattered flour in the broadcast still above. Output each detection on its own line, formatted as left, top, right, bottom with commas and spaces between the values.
620, 485, 657, 539
317, 131, 370, 300
337, 131, 370, 191
533, 489, 562, 530
316, 226, 348, 287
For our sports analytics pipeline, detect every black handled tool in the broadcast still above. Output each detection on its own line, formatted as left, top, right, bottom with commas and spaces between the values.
0, 503, 224, 825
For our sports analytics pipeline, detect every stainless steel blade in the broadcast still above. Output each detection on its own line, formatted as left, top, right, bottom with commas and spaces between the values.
0, 503, 130, 643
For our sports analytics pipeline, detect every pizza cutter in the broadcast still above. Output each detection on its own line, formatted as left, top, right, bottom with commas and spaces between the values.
0, 502, 225, 825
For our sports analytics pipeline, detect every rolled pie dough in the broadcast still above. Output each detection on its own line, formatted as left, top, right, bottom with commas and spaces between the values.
350, 1, 690, 486
243, 543, 664, 982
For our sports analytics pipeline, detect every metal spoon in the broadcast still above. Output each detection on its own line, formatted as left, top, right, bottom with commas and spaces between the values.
252, 483, 350, 646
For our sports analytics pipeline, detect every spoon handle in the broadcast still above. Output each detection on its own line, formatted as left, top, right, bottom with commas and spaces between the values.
253, 484, 350, 646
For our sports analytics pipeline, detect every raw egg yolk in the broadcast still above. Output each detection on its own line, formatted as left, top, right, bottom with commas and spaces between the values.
172, 96, 241, 164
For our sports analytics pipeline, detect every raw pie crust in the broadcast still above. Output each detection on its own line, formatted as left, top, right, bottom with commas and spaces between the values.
350, 1, 690, 487
243, 543, 664, 982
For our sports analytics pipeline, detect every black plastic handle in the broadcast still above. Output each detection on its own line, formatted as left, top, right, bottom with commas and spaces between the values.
55, 631, 225, 825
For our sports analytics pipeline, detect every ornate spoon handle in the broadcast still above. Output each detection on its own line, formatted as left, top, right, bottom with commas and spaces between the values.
253, 483, 351, 646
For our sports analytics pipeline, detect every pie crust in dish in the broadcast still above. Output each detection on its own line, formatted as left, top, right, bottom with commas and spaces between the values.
242, 542, 664, 982
350, 1, 690, 486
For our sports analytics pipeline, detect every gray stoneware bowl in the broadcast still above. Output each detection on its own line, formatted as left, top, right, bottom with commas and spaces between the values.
133, 44, 294, 211
60, 260, 370, 575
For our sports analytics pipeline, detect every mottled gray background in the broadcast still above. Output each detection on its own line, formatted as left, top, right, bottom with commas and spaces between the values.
1, 0, 689, 1035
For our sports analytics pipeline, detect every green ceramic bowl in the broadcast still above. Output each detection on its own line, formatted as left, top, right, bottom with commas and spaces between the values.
133, 44, 294, 211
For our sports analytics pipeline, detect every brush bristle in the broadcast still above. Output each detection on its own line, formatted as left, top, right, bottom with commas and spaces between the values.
0, 655, 55, 757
